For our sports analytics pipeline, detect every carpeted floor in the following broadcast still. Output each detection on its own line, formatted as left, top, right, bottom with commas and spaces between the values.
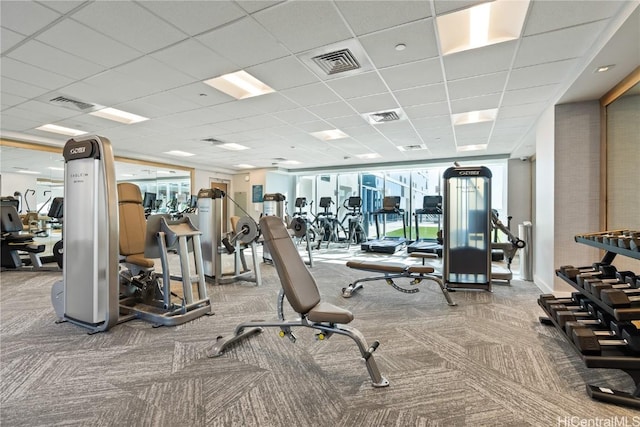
1, 246, 637, 426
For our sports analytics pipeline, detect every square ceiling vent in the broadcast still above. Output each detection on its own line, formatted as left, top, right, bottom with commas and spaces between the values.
397, 144, 427, 152
361, 107, 407, 125
298, 39, 373, 80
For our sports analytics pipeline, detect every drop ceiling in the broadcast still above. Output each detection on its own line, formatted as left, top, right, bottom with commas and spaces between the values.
1, 0, 638, 175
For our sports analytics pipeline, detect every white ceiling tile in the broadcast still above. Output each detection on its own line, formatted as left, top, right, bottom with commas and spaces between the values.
152, 39, 237, 81
379, 58, 443, 91
240, 93, 300, 113
336, 0, 431, 36
1, 27, 25, 53
306, 102, 357, 120
1, 77, 50, 99
524, 1, 623, 36
507, 59, 578, 91
271, 108, 319, 125
246, 56, 319, 91
113, 57, 195, 92
498, 102, 547, 119
38, 1, 86, 14
281, 83, 341, 106
360, 19, 439, 68
114, 94, 199, 119
501, 84, 560, 107
1, 1, 60, 35
253, 1, 352, 53
494, 117, 536, 129
141, 1, 246, 36
348, 93, 398, 114
197, 17, 289, 68
83, 71, 167, 104
327, 115, 368, 129
8, 40, 104, 80
434, 0, 487, 16
1, 57, 73, 90
235, 1, 284, 14
375, 121, 416, 136
0, 113, 44, 131
71, 1, 187, 53
207, 101, 261, 121
514, 20, 608, 68
450, 93, 501, 114
448, 72, 508, 100
1, 92, 28, 109
14, 99, 83, 121
416, 120, 454, 136
166, 83, 234, 107
36, 19, 142, 68
296, 121, 336, 133
444, 40, 517, 80
326, 72, 388, 99
395, 83, 447, 106
404, 102, 450, 119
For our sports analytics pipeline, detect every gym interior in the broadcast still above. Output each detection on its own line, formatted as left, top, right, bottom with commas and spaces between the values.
1, 1, 639, 425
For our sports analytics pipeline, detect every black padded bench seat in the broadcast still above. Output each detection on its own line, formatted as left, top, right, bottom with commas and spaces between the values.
346, 261, 435, 275
343, 259, 456, 306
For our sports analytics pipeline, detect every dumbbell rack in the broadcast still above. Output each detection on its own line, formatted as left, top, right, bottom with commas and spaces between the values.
539, 230, 640, 409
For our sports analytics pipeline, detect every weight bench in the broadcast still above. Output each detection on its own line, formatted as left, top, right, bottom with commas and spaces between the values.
343, 256, 456, 306
209, 215, 389, 388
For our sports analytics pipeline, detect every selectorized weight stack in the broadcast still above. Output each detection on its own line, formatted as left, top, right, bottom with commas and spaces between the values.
51, 136, 120, 333
443, 166, 492, 291
196, 188, 261, 285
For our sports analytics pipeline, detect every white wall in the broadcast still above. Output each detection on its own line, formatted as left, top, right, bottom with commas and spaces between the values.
507, 158, 532, 229
553, 101, 601, 292
534, 106, 556, 293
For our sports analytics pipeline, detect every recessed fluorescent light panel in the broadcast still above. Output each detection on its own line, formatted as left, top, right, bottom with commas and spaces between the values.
596, 65, 615, 73
204, 70, 275, 100
356, 153, 381, 160
36, 124, 87, 136
234, 164, 255, 169
437, 0, 529, 55
17, 170, 41, 175
164, 150, 195, 157
457, 144, 488, 152
47, 167, 65, 171
452, 108, 498, 126
310, 129, 348, 141
281, 160, 301, 165
219, 143, 249, 151
89, 107, 149, 124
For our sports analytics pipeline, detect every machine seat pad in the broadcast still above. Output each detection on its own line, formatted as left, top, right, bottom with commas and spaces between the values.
11, 242, 45, 253
307, 301, 354, 324
405, 266, 435, 274
125, 254, 154, 268
346, 261, 407, 274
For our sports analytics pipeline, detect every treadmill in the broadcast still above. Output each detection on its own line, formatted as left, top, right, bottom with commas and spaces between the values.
361, 196, 407, 254
407, 195, 443, 257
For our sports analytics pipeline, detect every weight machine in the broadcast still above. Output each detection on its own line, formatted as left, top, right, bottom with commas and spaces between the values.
288, 197, 319, 267
196, 188, 261, 286
50, 135, 212, 333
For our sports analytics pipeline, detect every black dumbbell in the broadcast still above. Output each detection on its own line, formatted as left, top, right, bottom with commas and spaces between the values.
564, 320, 615, 338
572, 322, 640, 355
576, 265, 617, 287
562, 306, 613, 334
600, 288, 640, 308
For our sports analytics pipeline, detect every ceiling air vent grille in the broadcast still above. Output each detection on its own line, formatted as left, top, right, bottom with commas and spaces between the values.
49, 96, 95, 111
370, 111, 400, 123
312, 49, 360, 75
202, 138, 224, 144
398, 144, 427, 152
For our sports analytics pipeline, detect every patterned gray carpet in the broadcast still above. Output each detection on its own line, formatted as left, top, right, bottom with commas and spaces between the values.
1, 248, 637, 426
